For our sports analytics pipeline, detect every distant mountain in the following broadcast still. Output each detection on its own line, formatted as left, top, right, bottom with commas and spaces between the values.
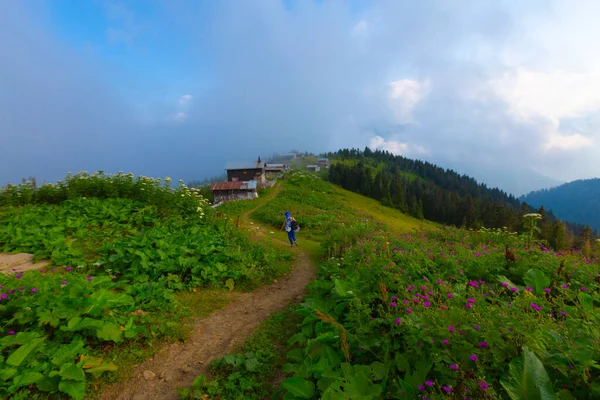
521, 178, 600, 231
437, 161, 564, 197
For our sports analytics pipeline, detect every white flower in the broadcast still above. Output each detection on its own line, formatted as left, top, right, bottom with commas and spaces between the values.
523, 213, 542, 219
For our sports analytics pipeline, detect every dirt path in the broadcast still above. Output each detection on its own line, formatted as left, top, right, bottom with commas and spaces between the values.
0, 252, 49, 275
99, 181, 316, 400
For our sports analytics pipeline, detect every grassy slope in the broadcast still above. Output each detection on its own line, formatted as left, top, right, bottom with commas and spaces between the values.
178, 170, 431, 398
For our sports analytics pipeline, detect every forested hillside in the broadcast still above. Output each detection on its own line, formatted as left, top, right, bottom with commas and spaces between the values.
325, 148, 597, 250
521, 178, 600, 232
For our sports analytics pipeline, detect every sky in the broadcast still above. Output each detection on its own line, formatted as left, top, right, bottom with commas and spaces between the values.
2, 0, 600, 196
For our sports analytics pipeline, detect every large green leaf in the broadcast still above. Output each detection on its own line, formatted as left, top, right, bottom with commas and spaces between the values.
59, 379, 87, 400
282, 377, 316, 399
96, 322, 124, 342
0, 368, 17, 381
59, 363, 86, 381
501, 346, 556, 400
6, 337, 45, 366
51, 339, 85, 365
524, 269, 551, 294
12, 371, 43, 388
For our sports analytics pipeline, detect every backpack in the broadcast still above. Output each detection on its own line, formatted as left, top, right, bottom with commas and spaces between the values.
290, 219, 299, 231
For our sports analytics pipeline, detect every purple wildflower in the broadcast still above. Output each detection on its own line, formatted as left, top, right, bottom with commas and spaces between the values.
479, 341, 489, 348
501, 282, 509, 287
406, 308, 413, 313
465, 303, 472, 310
87, 276, 93, 281
467, 298, 475, 303
479, 381, 490, 390
510, 287, 518, 292
470, 354, 478, 361
31, 288, 37, 293
448, 326, 455, 332
560, 310, 567, 316
443, 386, 452, 393
447, 293, 454, 298
66, 267, 73, 271
450, 364, 458, 370
391, 302, 397, 307
418, 385, 425, 391
396, 318, 401, 325
525, 286, 533, 292
561, 284, 568, 289
440, 305, 448, 310
8, 331, 15, 335
442, 339, 449, 344
543, 288, 551, 293
580, 286, 587, 292
473, 324, 480, 331
391, 295, 398, 300
425, 381, 434, 387
424, 301, 431, 307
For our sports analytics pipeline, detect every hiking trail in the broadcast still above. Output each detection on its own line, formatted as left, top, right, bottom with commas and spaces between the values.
99, 182, 316, 400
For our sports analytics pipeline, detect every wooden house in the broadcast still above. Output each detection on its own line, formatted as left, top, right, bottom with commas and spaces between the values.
317, 158, 330, 168
225, 157, 265, 186
306, 165, 320, 172
211, 181, 258, 203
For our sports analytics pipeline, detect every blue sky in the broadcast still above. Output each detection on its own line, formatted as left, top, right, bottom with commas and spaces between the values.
2, 0, 600, 195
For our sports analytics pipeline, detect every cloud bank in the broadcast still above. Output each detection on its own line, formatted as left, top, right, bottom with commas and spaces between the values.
1, 0, 599, 195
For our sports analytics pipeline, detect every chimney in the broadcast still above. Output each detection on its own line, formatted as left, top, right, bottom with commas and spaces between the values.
257, 156, 262, 168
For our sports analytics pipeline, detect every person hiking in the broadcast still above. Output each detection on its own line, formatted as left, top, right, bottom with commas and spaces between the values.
281, 211, 299, 247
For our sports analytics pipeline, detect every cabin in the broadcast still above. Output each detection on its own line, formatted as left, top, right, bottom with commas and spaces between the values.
211, 181, 258, 203
306, 165, 320, 172
264, 163, 289, 173
317, 158, 330, 168
226, 157, 265, 186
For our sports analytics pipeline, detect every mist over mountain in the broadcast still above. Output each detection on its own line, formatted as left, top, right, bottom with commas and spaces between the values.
521, 178, 600, 231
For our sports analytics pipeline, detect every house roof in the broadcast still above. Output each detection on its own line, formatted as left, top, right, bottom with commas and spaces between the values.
211, 181, 257, 191
265, 163, 286, 168
317, 158, 329, 161
225, 162, 264, 170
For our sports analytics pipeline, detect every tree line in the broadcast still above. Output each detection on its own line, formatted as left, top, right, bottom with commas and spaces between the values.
326, 148, 597, 251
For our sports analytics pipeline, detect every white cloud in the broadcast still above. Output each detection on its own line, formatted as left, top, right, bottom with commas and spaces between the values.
388, 79, 430, 124
545, 132, 593, 151
172, 112, 186, 121
178, 94, 193, 104
490, 69, 600, 121
368, 135, 429, 157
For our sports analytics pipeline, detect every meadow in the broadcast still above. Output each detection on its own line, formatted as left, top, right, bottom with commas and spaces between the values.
0, 172, 291, 399
1, 169, 599, 399
278, 223, 600, 399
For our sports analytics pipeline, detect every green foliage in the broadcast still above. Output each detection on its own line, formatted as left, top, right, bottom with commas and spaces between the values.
251, 172, 375, 239
178, 304, 303, 400
0, 171, 208, 218
0, 170, 293, 399
0, 270, 180, 399
501, 346, 556, 400
0, 199, 289, 290
278, 226, 600, 399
